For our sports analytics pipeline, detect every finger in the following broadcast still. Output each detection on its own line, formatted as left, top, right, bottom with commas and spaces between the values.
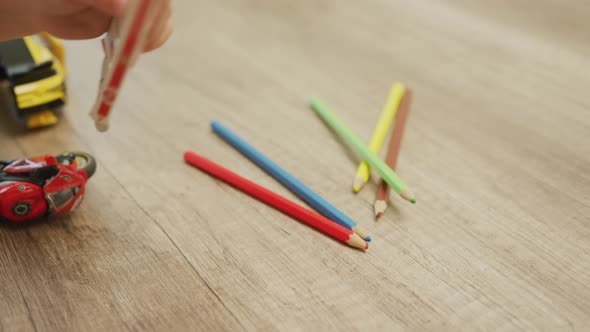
143, 1, 172, 52
43, 9, 111, 39
79, 0, 128, 16
143, 21, 173, 52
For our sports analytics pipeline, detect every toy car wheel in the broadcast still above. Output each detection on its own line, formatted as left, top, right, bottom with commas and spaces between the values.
74, 152, 96, 178
58, 152, 97, 178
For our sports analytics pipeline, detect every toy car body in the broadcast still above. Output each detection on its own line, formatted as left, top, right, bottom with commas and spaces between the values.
0, 33, 67, 129
0, 152, 96, 223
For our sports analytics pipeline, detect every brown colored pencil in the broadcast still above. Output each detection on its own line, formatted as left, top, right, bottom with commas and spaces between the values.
375, 89, 413, 219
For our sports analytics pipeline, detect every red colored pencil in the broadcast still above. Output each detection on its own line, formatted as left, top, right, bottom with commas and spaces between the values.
375, 89, 413, 219
184, 151, 368, 250
90, 0, 159, 132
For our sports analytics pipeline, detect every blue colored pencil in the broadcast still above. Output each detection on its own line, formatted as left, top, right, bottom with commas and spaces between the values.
211, 121, 371, 242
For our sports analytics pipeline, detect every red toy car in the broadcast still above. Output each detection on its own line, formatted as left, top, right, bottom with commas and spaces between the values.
0, 152, 96, 223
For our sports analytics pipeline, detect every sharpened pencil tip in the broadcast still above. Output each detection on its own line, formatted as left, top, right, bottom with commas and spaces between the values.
374, 200, 387, 219
401, 189, 416, 204
348, 233, 369, 250
365, 242, 369, 250
353, 176, 366, 193
352, 226, 371, 242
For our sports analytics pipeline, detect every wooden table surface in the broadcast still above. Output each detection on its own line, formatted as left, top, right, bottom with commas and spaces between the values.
1, 0, 590, 331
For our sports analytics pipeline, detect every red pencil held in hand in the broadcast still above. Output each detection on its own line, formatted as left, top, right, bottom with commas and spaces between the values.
90, 0, 160, 132
184, 151, 368, 250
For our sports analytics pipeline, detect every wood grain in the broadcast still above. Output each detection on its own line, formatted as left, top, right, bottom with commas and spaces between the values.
1, 0, 589, 331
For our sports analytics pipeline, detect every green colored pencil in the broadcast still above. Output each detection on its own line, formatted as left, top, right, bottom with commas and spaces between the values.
310, 97, 416, 204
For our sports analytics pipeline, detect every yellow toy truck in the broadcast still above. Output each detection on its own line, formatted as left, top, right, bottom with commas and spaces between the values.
0, 33, 67, 130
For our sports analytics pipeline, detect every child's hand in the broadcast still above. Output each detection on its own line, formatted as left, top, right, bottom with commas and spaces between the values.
0, 0, 172, 52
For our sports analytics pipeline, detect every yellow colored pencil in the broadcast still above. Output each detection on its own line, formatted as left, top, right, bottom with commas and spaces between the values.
353, 83, 406, 192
